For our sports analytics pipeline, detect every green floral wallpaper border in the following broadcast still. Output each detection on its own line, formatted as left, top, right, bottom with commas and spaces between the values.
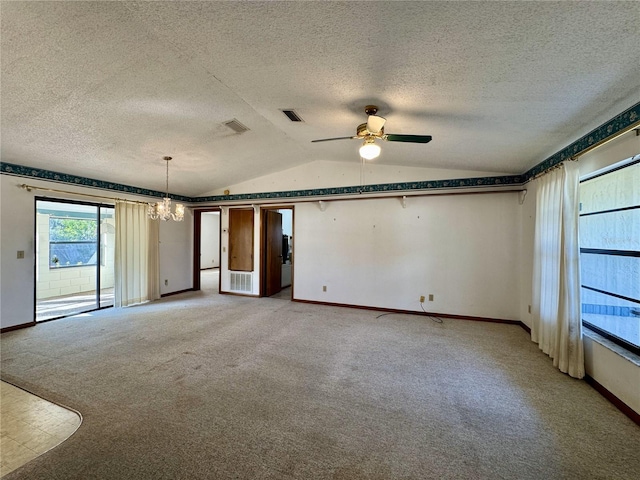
523, 100, 640, 180
0, 163, 191, 203
192, 174, 525, 203
2, 101, 638, 203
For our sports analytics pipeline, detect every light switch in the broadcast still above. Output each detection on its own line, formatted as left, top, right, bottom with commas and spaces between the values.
17, 250, 25, 259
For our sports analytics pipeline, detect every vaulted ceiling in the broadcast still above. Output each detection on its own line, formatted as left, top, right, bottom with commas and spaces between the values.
2, 1, 639, 197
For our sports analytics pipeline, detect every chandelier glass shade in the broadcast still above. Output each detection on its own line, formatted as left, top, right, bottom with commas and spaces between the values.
148, 156, 184, 222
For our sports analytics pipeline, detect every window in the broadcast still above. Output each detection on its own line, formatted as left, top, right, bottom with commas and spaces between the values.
49, 217, 98, 268
579, 159, 640, 355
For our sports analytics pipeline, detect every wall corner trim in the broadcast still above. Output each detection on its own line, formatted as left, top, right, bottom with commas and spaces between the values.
292, 298, 521, 326
160, 288, 196, 298
584, 374, 640, 426
0, 322, 36, 334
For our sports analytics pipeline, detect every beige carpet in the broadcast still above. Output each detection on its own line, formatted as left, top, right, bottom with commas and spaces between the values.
1, 280, 639, 479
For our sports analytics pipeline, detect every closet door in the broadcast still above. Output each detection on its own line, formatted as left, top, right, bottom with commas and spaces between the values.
229, 208, 254, 272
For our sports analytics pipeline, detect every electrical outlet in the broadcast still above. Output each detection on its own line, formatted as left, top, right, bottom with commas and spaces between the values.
322, 285, 327, 292
164, 279, 168, 286
428, 294, 434, 302
419, 295, 425, 303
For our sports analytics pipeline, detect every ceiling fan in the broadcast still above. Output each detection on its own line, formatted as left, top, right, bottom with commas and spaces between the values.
311, 105, 432, 159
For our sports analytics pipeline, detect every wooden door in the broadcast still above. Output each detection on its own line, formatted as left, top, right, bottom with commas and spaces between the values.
229, 209, 254, 272
264, 210, 283, 296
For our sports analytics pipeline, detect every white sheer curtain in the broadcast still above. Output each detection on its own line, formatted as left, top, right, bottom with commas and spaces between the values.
532, 162, 584, 378
114, 202, 160, 307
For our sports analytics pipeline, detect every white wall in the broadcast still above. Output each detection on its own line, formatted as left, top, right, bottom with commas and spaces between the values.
217, 192, 522, 318
200, 212, 220, 269
1, 176, 36, 328
584, 334, 640, 416
293, 193, 521, 319
0, 174, 193, 329
212, 161, 523, 316
519, 180, 536, 328
159, 213, 193, 296
220, 209, 229, 291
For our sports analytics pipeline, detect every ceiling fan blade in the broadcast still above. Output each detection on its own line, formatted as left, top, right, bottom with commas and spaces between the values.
311, 136, 357, 143
366, 115, 386, 134
383, 134, 432, 144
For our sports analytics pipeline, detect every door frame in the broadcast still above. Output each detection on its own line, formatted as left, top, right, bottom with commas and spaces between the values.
192, 208, 222, 292
259, 205, 294, 298
34, 196, 114, 322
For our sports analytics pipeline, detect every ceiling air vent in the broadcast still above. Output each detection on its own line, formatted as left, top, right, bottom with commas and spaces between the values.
223, 119, 249, 134
281, 109, 303, 122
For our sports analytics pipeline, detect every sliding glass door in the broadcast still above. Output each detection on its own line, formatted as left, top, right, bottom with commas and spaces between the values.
35, 199, 115, 321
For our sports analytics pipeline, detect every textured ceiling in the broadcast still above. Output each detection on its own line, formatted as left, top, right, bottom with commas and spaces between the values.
2, 1, 639, 197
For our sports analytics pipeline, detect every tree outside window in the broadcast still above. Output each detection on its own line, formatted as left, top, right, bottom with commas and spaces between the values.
49, 217, 98, 268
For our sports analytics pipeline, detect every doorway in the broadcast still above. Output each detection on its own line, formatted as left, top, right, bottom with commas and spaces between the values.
192, 208, 221, 293
261, 207, 293, 298
35, 199, 115, 321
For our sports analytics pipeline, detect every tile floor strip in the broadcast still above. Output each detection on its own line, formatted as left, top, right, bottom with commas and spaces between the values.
0, 381, 81, 477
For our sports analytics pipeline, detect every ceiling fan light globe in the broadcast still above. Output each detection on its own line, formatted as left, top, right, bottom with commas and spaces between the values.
359, 143, 381, 160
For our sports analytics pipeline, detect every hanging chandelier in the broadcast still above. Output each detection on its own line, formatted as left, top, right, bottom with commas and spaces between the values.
147, 156, 185, 222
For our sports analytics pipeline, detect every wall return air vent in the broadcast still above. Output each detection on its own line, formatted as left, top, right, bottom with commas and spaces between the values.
230, 272, 252, 293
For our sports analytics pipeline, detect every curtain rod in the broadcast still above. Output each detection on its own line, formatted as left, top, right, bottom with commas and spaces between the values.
20, 183, 151, 206
20, 181, 524, 210
531, 120, 640, 182
531, 157, 578, 181
575, 120, 640, 159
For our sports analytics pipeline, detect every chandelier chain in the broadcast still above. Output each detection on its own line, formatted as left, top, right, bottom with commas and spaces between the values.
163, 155, 172, 197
